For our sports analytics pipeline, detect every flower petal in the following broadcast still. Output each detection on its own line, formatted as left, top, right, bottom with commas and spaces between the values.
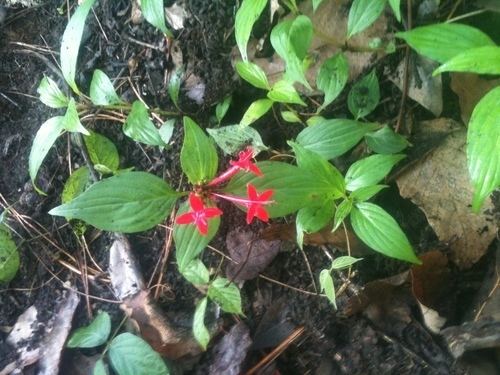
255, 206, 269, 222
189, 193, 204, 212
176, 212, 195, 224
196, 217, 209, 235
204, 207, 223, 218
246, 183, 258, 200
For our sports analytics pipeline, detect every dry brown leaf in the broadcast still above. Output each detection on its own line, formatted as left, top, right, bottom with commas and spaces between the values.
226, 229, 281, 281
396, 119, 497, 269
450, 73, 500, 124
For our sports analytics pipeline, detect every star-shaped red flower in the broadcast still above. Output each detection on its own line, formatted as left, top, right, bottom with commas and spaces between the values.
176, 193, 222, 235
230, 148, 263, 177
245, 183, 273, 224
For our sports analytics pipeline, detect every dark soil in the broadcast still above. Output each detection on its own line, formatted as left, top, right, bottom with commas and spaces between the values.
0, 1, 498, 375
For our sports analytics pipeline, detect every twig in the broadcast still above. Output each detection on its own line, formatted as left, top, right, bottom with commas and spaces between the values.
258, 274, 318, 296
151, 210, 176, 300
298, 245, 318, 293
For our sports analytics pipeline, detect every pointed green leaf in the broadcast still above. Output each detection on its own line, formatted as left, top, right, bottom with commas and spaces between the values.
313, 0, 325, 12
347, 0, 386, 38
49, 172, 179, 233
319, 269, 336, 308
159, 119, 175, 145
37, 76, 69, 108
63, 98, 90, 135
267, 80, 306, 106
296, 202, 334, 249
240, 99, 273, 127
396, 23, 495, 64
351, 202, 420, 263
62, 167, 91, 204
181, 259, 210, 285
296, 119, 379, 159
364, 125, 409, 154
193, 297, 210, 350
317, 53, 349, 111
93, 359, 108, 375
109, 333, 169, 375
332, 199, 352, 232
124, 101, 164, 146
84, 131, 120, 172
29, 116, 65, 192
388, 0, 401, 21
331, 256, 362, 269
345, 154, 405, 191
67, 311, 111, 348
281, 111, 302, 123
433, 46, 500, 76
235, 0, 268, 61
348, 69, 380, 119
60, 0, 97, 93
174, 200, 220, 272
467, 86, 500, 212
235, 61, 270, 90
168, 68, 183, 109
207, 124, 267, 155
207, 277, 242, 314
350, 185, 387, 202
181, 117, 218, 184
141, 0, 173, 37
90, 69, 122, 105
216, 96, 232, 124
0, 227, 19, 283
289, 15, 313, 61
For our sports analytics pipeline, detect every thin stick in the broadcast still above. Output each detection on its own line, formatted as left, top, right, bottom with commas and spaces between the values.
152, 210, 176, 300
447, 9, 488, 23
258, 274, 317, 296
395, 0, 412, 133
298, 245, 318, 293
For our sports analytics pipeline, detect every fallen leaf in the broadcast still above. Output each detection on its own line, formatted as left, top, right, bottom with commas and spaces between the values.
226, 229, 281, 281
396, 119, 497, 268
450, 73, 500, 124
209, 322, 252, 375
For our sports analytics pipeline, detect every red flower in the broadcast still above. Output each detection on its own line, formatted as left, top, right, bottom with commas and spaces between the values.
230, 148, 263, 177
176, 193, 222, 235
245, 184, 273, 224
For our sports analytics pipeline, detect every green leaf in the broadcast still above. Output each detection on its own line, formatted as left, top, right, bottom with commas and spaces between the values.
62, 167, 91, 204
193, 297, 210, 350
319, 269, 336, 308
207, 277, 243, 314
312, 0, 325, 12
207, 124, 267, 155
37, 76, 69, 108
90, 69, 123, 106
174, 200, 220, 272
60, 0, 97, 93
388, 0, 401, 21
345, 154, 405, 191
29, 116, 65, 192
348, 69, 380, 119
216, 96, 232, 124
181, 259, 210, 285
332, 199, 352, 232
181, 117, 218, 184
467, 86, 500, 212
306, 116, 325, 127
331, 256, 362, 269
281, 110, 302, 123
235, 61, 270, 90
224, 161, 334, 217
433, 46, 500, 76
364, 125, 409, 154
141, 0, 173, 37
63, 98, 90, 135
109, 333, 169, 375
93, 359, 108, 375
159, 119, 175, 145
0, 228, 19, 283
240, 99, 273, 127
296, 119, 379, 159
49, 172, 179, 233
235, 0, 268, 61
396, 23, 495, 64
289, 141, 345, 197
350, 185, 387, 202
289, 15, 313, 61
67, 311, 111, 348
316, 53, 349, 111
351, 202, 420, 263
296, 202, 334, 248
168, 68, 183, 109
84, 131, 120, 172
347, 0, 386, 39
267, 80, 306, 106
124, 101, 164, 147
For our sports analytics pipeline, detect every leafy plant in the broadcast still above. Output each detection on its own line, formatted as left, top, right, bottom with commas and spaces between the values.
0, 214, 19, 284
